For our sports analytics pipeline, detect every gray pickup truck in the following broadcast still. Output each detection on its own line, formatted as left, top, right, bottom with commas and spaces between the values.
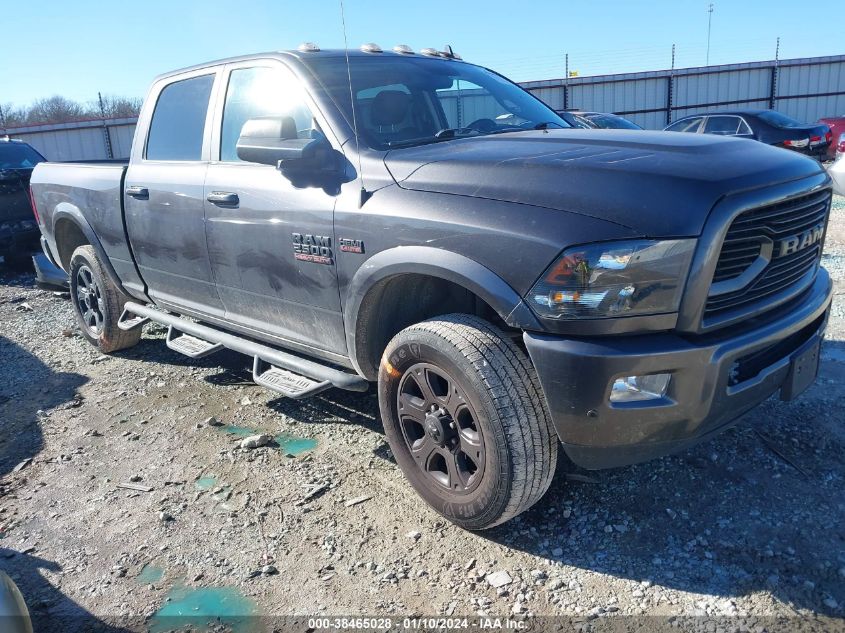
30, 45, 832, 529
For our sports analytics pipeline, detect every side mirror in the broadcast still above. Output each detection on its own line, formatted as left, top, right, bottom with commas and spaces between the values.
236, 116, 331, 169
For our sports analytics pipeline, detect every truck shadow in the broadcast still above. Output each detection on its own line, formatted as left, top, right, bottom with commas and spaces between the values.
0, 336, 87, 479
0, 550, 131, 633
0, 338, 128, 631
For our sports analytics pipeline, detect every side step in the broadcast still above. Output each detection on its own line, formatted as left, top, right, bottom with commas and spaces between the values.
253, 357, 331, 400
117, 309, 149, 331
118, 301, 368, 397
166, 326, 224, 359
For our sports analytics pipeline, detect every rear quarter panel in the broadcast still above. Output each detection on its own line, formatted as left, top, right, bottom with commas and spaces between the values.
30, 163, 143, 293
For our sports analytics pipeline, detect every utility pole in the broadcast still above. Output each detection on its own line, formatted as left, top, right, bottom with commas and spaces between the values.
564, 53, 569, 110
667, 44, 676, 126
769, 37, 780, 110
706, 3, 714, 66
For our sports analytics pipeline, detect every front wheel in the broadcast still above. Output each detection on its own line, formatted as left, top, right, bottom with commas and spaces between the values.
69, 245, 140, 353
378, 314, 558, 530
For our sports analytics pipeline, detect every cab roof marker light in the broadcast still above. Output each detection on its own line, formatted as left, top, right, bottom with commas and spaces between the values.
420, 48, 440, 57
297, 42, 320, 52
360, 43, 383, 53
393, 44, 415, 55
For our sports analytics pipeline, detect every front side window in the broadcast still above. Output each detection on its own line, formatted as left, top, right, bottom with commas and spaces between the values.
220, 66, 318, 162
146, 74, 214, 161
306, 56, 569, 150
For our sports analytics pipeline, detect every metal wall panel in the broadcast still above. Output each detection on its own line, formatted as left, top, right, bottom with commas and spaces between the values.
18, 127, 105, 161
520, 55, 845, 130
673, 68, 770, 109
5, 118, 138, 161
108, 124, 137, 158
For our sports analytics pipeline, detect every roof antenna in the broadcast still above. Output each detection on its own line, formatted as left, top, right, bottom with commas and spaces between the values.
339, 0, 370, 207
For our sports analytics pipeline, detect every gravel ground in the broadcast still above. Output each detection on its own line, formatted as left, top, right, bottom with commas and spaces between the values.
1, 197, 844, 633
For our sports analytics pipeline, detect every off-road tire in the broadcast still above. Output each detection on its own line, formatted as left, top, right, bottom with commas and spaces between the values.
378, 314, 558, 530
69, 245, 140, 353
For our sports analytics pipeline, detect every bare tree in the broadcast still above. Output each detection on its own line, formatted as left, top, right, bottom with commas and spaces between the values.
92, 94, 143, 119
26, 96, 87, 125
0, 103, 27, 129
2, 94, 142, 128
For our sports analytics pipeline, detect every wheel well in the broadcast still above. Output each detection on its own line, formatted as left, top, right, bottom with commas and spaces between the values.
54, 219, 89, 270
353, 273, 513, 380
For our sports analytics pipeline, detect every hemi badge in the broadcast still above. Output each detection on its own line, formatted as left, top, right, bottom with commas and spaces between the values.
339, 238, 364, 254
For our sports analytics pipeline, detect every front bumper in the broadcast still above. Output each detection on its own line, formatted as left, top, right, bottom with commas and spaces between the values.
525, 268, 832, 469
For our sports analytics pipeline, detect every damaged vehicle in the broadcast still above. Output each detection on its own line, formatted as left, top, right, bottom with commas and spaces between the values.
30, 45, 833, 529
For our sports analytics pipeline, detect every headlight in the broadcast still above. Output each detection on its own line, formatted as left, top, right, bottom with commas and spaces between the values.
528, 239, 696, 320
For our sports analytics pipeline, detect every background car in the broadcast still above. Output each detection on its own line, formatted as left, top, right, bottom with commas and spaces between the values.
554, 110, 593, 128
555, 110, 642, 130
663, 110, 831, 158
837, 133, 845, 160
0, 137, 45, 264
818, 115, 845, 160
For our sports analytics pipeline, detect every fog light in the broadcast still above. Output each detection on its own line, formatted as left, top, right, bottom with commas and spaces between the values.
610, 373, 671, 403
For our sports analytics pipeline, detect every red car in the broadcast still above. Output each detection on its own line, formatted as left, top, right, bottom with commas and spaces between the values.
818, 116, 845, 160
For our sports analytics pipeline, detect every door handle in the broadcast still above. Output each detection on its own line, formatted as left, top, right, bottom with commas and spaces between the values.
125, 185, 149, 199
207, 192, 239, 206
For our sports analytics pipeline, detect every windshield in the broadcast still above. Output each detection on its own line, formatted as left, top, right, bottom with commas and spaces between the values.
757, 110, 804, 129
305, 55, 569, 149
0, 143, 45, 169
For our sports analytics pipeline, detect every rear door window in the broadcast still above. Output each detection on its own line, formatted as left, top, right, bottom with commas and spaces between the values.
704, 116, 741, 135
146, 74, 214, 161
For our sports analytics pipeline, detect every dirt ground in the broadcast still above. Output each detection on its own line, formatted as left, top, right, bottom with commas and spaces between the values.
1, 197, 844, 633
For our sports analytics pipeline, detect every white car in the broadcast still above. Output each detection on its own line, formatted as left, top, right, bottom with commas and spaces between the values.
829, 153, 845, 196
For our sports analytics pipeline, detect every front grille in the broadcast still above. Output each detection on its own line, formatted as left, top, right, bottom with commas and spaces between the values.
704, 190, 830, 319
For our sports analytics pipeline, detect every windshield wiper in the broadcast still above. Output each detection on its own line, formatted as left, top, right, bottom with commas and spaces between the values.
532, 121, 565, 130
434, 127, 481, 139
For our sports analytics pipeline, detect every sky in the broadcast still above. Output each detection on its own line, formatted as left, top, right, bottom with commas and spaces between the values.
2, 0, 843, 107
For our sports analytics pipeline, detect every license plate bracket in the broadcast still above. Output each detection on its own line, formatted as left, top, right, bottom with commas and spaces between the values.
781, 337, 821, 401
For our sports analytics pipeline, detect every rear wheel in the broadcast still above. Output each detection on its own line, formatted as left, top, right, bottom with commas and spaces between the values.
69, 245, 140, 353
378, 314, 558, 530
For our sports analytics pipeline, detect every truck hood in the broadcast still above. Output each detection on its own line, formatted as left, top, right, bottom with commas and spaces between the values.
383, 129, 825, 237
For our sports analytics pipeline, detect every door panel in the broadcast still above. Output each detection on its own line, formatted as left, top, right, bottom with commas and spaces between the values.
204, 165, 343, 352
125, 162, 221, 313
204, 63, 345, 354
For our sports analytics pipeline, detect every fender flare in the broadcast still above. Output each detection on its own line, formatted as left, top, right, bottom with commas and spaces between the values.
343, 245, 541, 377
51, 205, 129, 296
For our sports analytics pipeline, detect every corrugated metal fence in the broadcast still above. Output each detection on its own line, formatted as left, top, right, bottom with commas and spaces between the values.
4, 117, 137, 161
520, 54, 845, 130
4, 53, 844, 160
